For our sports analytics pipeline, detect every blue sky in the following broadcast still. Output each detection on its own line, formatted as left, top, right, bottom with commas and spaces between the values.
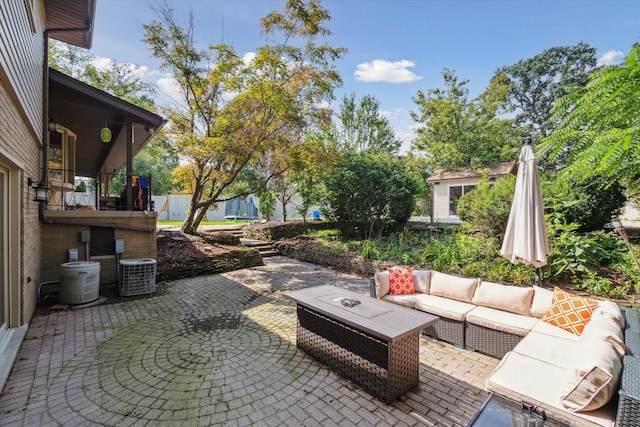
90, 0, 640, 152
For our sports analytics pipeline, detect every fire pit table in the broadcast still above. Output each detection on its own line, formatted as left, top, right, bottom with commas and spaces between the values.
284, 285, 438, 403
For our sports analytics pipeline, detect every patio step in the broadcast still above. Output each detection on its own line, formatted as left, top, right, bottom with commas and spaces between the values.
240, 239, 280, 257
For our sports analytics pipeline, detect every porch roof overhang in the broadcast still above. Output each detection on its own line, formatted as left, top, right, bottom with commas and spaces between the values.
45, 0, 96, 48
49, 68, 166, 178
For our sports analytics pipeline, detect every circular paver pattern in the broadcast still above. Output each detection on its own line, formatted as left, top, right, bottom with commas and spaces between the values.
45, 289, 330, 425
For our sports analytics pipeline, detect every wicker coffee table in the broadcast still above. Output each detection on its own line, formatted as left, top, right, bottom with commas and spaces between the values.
284, 285, 438, 403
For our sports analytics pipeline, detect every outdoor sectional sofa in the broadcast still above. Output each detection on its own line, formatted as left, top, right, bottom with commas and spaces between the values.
369, 268, 640, 427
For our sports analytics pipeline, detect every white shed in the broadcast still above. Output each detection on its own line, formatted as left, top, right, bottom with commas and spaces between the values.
426, 162, 517, 223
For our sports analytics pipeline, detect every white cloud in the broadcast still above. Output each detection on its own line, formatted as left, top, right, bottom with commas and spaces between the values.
156, 75, 183, 104
597, 50, 624, 66
242, 51, 257, 66
354, 59, 422, 83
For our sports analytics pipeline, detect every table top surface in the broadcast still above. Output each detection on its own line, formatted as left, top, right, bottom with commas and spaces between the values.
284, 285, 438, 342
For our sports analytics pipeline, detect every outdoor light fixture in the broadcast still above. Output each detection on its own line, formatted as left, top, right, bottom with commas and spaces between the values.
101, 123, 112, 143
47, 119, 57, 132
27, 177, 49, 203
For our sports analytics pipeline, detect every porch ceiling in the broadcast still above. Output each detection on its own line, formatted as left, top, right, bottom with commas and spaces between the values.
49, 68, 165, 178
45, 0, 96, 48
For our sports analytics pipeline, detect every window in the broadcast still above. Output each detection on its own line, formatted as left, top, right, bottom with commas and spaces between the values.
48, 125, 76, 189
449, 184, 477, 215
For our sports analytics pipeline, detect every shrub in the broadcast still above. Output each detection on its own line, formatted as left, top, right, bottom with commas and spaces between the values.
258, 190, 276, 220
321, 152, 421, 238
543, 174, 626, 232
457, 175, 515, 238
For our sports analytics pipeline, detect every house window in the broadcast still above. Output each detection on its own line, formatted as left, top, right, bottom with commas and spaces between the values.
449, 184, 477, 215
48, 125, 76, 189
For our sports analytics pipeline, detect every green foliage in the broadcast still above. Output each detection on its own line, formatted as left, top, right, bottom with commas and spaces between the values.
303, 218, 635, 297
330, 93, 401, 154
571, 272, 628, 300
457, 175, 515, 238
258, 190, 276, 220
497, 42, 597, 148
74, 181, 87, 192
321, 152, 421, 238
546, 213, 627, 278
543, 174, 626, 231
143, 0, 345, 233
48, 40, 156, 110
410, 68, 522, 170
540, 45, 640, 198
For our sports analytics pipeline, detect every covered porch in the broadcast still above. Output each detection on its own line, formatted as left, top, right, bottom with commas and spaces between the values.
40, 69, 165, 285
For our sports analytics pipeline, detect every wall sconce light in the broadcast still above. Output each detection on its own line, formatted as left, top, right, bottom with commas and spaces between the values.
48, 118, 57, 132
27, 177, 49, 203
145, 126, 155, 133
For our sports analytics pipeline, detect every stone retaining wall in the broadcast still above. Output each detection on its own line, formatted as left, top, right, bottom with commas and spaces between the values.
157, 248, 263, 282
243, 221, 334, 241
275, 240, 394, 275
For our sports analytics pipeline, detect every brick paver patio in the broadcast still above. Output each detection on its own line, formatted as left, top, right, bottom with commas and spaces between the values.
0, 257, 498, 426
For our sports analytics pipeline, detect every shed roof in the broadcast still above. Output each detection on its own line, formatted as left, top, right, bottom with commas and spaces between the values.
426, 161, 517, 183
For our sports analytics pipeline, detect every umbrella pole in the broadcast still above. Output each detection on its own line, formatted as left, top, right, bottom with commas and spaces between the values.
534, 267, 541, 287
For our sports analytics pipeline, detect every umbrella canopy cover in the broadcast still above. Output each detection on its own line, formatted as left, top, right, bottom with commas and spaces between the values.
500, 144, 549, 268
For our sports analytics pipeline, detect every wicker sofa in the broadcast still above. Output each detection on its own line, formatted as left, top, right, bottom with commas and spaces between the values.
369, 268, 640, 427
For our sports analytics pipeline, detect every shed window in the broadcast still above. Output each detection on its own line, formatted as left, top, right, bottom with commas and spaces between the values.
449, 185, 477, 215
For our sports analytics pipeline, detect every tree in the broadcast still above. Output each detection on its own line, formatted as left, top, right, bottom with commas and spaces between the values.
496, 42, 597, 146
332, 93, 401, 153
143, 0, 345, 234
540, 45, 640, 198
49, 39, 155, 110
259, 190, 276, 220
322, 152, 420, 238
410, 69, 521, 170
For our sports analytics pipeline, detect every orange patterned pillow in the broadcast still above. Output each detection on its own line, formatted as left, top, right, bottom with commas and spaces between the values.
389, 268, 415, 295
542, 287, 598, 335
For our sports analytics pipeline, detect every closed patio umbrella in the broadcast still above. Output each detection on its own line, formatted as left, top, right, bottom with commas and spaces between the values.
500, 138, 549, 285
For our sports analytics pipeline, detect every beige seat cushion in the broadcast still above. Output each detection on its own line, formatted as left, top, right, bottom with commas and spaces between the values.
413, 269, 431, 294
593, 301, 624, 329
530, 285, 555, 317
428, 271, 478, 303
486, 352, 616, 427
471, 281, 534, 316
580, 309, 625, 357
465, 306, 538, 336
374, 271, 391, 298
512, 331, 578, 369
380, 293, 422, 308
560, 336, 622, 412
414, 294, 475, 321
530, 320, 581, 341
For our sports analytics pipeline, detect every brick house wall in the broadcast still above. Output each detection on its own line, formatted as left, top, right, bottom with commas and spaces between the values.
0, 79, 43, 325
41, 211, 157, 286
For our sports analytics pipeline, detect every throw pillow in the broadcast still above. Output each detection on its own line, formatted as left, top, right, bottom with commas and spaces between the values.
389, 268, 415, 295
542, 287, 598, 335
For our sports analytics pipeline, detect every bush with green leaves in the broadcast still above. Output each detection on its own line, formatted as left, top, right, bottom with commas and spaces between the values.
543, 174, 626, 232
321, 152, 421, 238
457, 175, 515, 238
258, 190, 276, 220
